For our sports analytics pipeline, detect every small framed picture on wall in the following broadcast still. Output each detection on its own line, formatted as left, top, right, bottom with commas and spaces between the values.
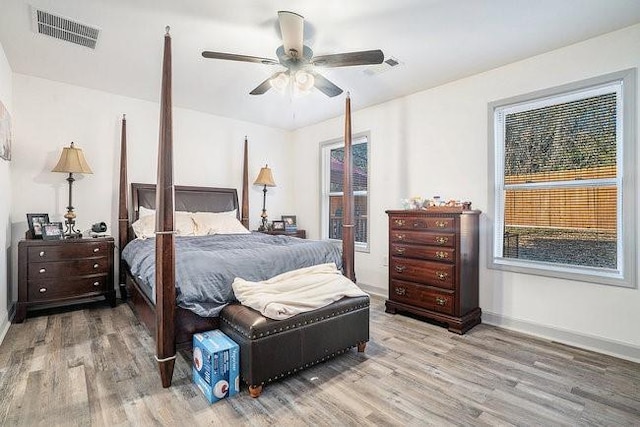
26, 213, 50, 239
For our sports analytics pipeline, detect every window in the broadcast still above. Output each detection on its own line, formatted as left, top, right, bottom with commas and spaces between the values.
321, 133, 369, 250
488, 69, 636, 287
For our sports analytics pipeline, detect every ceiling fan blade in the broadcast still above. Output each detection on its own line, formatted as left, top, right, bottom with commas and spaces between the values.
311, 72, 343, 97
278, 11, 304, 58
249, 76, 274, 95
202, 51, 278, 65
311, 49, 384, 68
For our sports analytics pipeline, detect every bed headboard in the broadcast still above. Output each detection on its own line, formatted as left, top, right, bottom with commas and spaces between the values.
130, 183, 240, 221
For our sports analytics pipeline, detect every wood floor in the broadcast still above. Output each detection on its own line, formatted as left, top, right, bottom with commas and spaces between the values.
1, 296, 639, 426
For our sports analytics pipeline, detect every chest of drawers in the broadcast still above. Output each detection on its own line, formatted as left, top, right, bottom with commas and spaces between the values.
15, 237, 116, 322
385, 209, 481, 334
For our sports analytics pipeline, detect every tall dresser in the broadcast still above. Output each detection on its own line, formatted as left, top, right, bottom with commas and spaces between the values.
385, 209, 481, 334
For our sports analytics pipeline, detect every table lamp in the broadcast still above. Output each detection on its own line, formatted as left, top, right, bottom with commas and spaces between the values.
253, 165, 276, 231
51, 142, 93, 238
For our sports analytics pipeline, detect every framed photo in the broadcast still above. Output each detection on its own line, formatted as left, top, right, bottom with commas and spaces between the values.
42, 222, 64, 240
26, 213, 50, 239
271, 220, 285, 231
0, 100, 11, 161
281, 215, 297, 231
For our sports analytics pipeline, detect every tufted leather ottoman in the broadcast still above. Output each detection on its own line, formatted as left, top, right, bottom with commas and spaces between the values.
219, 295, 370, 397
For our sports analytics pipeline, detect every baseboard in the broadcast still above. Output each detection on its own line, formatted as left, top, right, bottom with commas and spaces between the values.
356, 281, 386, 299
483, 311, 640, 364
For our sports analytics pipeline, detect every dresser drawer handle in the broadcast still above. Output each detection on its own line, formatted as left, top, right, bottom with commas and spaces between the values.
394, 265, 406, 273
435, 236, 448, 245
435, 296, 447, 306
93, 263, 99, 269
395, 247, 406, 255
93, 281, 100, 287
412, 222, 421, 228
395, 287, 406, 296
436, 271, 449, 281
394, 219, 405, 227
39, 251, 45, 257
435, 251, 448, 259
39, 287, 47, 293
396, 234, 405, 241
435, 221, 448, 228
93, 248, 100, 253
39, 268, 46, 274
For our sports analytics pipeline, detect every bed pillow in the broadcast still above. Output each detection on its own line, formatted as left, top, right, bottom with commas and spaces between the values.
192, 210, 249, 235
132, 211, 197, 239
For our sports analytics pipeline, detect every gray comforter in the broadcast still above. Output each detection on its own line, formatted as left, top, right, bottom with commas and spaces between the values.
121, 232, 342, 317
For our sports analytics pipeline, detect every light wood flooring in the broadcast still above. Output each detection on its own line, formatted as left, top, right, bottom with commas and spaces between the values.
1, 296, 639, 426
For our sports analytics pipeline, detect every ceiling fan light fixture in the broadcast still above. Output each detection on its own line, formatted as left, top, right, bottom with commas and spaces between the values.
270, 72, 290, 92
294, 70, 315, 91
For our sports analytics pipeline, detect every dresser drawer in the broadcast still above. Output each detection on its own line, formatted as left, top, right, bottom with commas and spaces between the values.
389, 230, 455, 247
390, 216, 455, 231
28, 258, 110, 279
28, 242, 110, 261
391, 257, 455, 289
28, 276, 108, 302
390, 280, 455, 315
391, 243, 455, 263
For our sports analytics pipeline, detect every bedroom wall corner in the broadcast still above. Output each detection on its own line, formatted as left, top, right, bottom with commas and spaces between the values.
0, 39, 13, 344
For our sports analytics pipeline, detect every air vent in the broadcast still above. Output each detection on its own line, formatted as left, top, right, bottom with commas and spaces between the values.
363, 56, 402, 76
31, 7, 100, 49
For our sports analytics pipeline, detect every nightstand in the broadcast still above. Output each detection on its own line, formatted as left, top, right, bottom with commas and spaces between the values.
256, 229, 307, 239
15, 237, 116, 323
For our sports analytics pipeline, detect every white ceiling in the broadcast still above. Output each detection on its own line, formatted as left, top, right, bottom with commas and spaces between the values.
1, 0, 639, 130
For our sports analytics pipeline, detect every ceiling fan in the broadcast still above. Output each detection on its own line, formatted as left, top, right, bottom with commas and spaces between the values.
202, 11, 384, 97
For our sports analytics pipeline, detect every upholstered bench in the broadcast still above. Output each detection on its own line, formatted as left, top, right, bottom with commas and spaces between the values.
219, 295, 370, 397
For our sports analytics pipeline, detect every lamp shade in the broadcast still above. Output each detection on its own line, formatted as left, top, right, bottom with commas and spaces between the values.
51, 142, 93, 174
253, 165, 276, 187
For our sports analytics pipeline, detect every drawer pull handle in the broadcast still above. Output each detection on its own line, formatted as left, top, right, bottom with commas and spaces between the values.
436, 271, 449, 280
93, 248, 100, 253
394, 219, 405, 227
435, 221, 447, 228
39, 268, 46, 274
395, 265, 406, 273
93, 263, 99, 269
435, 251, 448, 259
435, 296, 447, 306
395, 247, 406, 255
39, 287, 47, 293
412, 222, 421, 228
435, 236, 448, 245
395, 287, 406, 296
93, 281, 100, 287
39, 251, 45, 257
396, 234, 405, 240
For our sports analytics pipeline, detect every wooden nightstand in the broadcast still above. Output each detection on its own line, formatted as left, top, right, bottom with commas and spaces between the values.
256, 229, 307, 239
15, 237, 116, 323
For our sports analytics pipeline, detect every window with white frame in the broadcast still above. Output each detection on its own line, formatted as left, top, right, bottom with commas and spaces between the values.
488, 69, 636, 287
320, 134, 369, 250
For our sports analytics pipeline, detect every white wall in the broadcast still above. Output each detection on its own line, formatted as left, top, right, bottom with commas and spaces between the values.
10, 75, 293, 300
0, 40, 13, 344
292, 24, 640, 360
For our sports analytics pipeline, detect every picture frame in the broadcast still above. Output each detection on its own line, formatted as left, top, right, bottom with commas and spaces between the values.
271, 220, 285, 231
0, 99, 11, 162
42, 222, 64, 240
281, 215, 297, 232
26, 213, 50, 239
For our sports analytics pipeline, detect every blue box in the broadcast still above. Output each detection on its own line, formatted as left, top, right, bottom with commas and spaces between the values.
192, 330, 240, 403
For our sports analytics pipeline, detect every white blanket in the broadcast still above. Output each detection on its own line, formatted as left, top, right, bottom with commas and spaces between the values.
232, 263, 368, 320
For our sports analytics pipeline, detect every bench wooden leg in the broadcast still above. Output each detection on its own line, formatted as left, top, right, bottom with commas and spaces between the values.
249, 385, 263, 398
357, 342, 366, 352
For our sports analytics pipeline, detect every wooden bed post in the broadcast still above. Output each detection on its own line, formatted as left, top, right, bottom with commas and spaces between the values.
342, 93, 356, 282
241, 136, 249, 229
118, 114, 129, 300
155, 26, 176, 388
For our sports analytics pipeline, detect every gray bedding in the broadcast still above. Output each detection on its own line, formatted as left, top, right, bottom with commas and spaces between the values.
121, 232, 342, 317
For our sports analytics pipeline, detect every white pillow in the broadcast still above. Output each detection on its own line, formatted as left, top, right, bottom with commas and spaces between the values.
192, 211, 249, 235
139, 206, 155, 218
131, 211, 197, 239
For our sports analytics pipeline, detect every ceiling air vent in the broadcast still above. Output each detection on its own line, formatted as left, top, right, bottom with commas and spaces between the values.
363, 56, 402, 76
31, 7, 100, 49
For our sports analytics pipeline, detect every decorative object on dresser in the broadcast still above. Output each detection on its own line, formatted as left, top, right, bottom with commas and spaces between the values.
281, 215, 297, 232
253, 164, 276, 231
26, 213, 50, 239
385, 208, 481, 334
41, 222, 64, 240
15, 236, 116, 323
51, 142, 93, 238
271, 220, 285, 231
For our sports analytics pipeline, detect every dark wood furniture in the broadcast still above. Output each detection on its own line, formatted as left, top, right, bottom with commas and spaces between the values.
385, 209, 481, 334
15, 237, 116, 323
256, 229, 306, 239
118, 30, 360, 388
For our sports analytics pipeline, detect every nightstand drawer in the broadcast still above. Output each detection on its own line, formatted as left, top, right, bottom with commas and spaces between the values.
28, 258, 110, 279
28, 276, 107, 302
27, 241, 110, 261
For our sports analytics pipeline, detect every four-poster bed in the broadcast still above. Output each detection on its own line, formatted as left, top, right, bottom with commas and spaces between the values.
118, 28, 366, 391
